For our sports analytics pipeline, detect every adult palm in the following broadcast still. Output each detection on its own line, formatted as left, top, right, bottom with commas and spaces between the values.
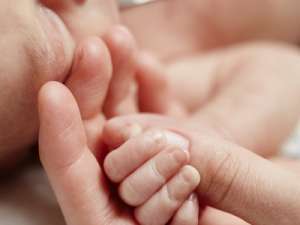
123, 0, 300, 154
39, 82, 140, 225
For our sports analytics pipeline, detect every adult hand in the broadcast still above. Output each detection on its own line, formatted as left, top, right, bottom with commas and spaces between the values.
121, 0, 300, 155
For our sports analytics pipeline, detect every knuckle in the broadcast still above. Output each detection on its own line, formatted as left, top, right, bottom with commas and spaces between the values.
161, 166, 200, 209
168, 147, 188, 167
119, 179, 141, 206
174, 216, 195, 225
132, 129, 166, 161
103, 155, 119, 182
205, 149, 242, 205
144, 129, 167, 150
180, 166, 200, 188
163, 184, 181, 209
150, 160, 166, 184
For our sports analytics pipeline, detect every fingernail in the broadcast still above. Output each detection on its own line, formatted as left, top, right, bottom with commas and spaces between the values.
188, 193, 198, 202
164, 131, 189, 152
72, 45, 84, 73
126, 123, 143, 138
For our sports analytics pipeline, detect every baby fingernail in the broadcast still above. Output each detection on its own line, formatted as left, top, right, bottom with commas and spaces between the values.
164, 131, 189, 151
188, 193, 198, 202
126, 123, 143, 138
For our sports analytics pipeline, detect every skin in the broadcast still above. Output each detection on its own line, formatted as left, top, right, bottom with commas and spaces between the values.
38, 83, 300, 225
36, 1, 297, 224
1, 0, 300, 223
122, 0, 300, 157
123, 51, 300, 224
38, 82, 200, 225
103, 114, 300, 225
36, 1, 300, 224
120, 0, 300, 157
0, 1, 197, 223
0, 0, 119, 170
104, 129, 200, 225
39, 35, 197, 225
0, 0, 73, 168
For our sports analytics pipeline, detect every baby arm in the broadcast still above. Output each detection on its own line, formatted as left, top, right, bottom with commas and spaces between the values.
136, 44, 300, 157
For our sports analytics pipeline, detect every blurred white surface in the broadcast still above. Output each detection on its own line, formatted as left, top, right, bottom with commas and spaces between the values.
119, 0, 161, 8
282, 121, 300, 158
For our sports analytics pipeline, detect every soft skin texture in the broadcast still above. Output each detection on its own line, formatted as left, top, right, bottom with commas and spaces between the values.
123, 0, 300, 156
136, 43, 300, 156
104, 130, 200, 225
38, 82, 300, 225
41, 0, 119, 42
0, 1, 74, 168
1, 1, 299, 225
122, 0, 300, 60
38, 84, 195, 225
0, 0, 118, 169
103, 114, 300, 225
38, 35, 199, 224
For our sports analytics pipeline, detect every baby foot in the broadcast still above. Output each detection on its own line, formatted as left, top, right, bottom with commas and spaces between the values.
65, 26, 138, 151
104, 129, 200, 225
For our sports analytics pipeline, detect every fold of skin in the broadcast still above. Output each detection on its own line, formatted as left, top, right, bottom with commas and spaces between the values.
0, 0, 118, 170
0, 1, 74, 169
136, 41, 300, 157
168, 43, 300, 156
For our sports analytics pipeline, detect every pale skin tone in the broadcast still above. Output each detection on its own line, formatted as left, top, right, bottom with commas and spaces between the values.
103, 115, 300, 225
1, 0, 300, 224
41, 0, 298, 224
37, 28, 300, 225
123, 0, 300, 156
104, 129, 200, 225
41, 31, 199, 225
0, 1, 196, 223
123, 1, 300, 223
0, 0, 121, 170
127, 1, 300, 223
136, 43, 300, 156
38, 82, 300, 225
122, 0, 300, 60
38, 81, 211, 225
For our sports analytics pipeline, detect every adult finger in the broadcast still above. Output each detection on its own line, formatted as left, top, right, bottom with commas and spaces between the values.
168, 42, 300, 156
103, 26, 138, 117
38, 82, 113, 225
189, 134, 300, 225
136, 52, 186, 117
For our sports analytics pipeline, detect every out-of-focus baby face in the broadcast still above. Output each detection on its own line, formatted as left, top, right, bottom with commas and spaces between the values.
0, 0, 118, 169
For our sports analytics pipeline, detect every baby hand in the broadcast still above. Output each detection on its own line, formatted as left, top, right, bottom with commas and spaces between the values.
104, 129, 200, 225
